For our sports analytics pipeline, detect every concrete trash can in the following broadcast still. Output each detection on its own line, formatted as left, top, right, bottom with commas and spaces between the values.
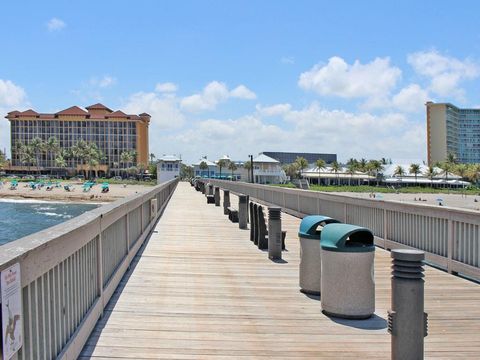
320, 223, 375, 319
298, 215, 340, 295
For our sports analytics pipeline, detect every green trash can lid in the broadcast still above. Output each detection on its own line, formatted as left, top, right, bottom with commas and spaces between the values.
298, 215, 341, 240
321, 223, 375, 252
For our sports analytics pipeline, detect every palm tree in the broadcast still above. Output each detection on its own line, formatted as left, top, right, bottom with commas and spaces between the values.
0, 150, 6, 169
54, 155, 67, 174
331, 160, 341, 185
315, 159, 326, 185
120, 151, 134, 175
79, 142, 103, 179
243, 160, 252, 182
283, 163, 299, 180
217, 159, 229, 178
455, 164, 468, 181
71, 140, 89, 176
138, 162, 147, 177
127, 166, 138, 177
438, 162, 452, 186
149, 153, 156, 164
228, 161, 238, 179
295, 157, 309, 178
199, 161, 209, 177
409, 163, 421, 185
358, 158, 368, 173
46, 137, 60, 176
346, 162, 357, 186
446, 153, 457, 165
346, 158, 358, 168
424, 166, 438, 182
393, 165, 405, 177
29, 137, 45, 175
466, 164, 480, 185
368, 159, 383, 185
21, 145, 36, 174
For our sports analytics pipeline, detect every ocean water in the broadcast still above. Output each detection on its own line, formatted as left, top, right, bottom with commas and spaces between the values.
0, 199, 99, 245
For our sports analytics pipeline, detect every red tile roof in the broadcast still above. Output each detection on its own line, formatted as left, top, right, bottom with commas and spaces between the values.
55, 106, 88, 116
107, 110, 128, 118
19, 109, 39, 116
5, 105, 148, 121
85, 103, 113, 112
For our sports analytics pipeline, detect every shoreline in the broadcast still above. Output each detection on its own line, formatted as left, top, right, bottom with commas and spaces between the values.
0, 182, 152, 203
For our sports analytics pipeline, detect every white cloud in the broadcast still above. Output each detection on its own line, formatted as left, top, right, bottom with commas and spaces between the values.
152, 100, 426, 164
281, 56, 295, 65
47, 18, 66, 32
0, 80, 27, 107
391, 84, 429, 113
90, 75, 116, 88
158, 114, 289, 162
299, 56, 402, 103
283, 103, 425, 160
256, 103, 292, 117
155, 82, 178, 93
230, 85, 257, 99
122, 91, 185, 131
0, 80, 29, 156
180, 81, 256, 112
407, 50, 479, 100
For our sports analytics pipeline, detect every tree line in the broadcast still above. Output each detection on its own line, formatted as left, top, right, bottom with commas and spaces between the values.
8, 136, 143, 178
284, 154, 480, 185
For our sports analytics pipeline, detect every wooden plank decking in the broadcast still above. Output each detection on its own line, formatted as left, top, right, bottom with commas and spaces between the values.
81, 182, 480, 359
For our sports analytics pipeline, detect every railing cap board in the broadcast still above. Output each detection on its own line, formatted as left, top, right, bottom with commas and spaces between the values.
209, 180, 480, 225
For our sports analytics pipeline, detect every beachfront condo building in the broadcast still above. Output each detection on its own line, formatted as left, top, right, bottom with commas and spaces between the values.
427, 102, 480, 165
5, 103, 150, 175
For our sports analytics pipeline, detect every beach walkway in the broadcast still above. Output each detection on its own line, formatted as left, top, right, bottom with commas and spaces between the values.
81, 182, 480, 359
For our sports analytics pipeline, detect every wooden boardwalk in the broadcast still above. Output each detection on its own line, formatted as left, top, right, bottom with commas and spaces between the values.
81, 182, 480, 359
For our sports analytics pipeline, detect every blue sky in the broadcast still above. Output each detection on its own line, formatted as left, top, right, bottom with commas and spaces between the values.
1, 1, 480, 163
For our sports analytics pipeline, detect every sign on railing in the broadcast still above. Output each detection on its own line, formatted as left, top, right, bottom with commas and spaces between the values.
1, 263, 23, 360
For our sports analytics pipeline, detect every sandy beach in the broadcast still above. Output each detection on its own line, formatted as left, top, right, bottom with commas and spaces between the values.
0, 181, 153, 202
331, 191, 480, 212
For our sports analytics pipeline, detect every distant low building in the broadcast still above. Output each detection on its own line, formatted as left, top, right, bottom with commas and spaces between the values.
301, 166, 374, 185
157, 155, 181, 184
261, 151, 337, 165
192, 158, 217, 178
382, 163, 469, 187
301, 162, 470, 187
253, 154, 287, 184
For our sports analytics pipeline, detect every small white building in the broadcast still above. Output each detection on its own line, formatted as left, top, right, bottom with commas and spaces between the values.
192, 158, 217, 178
253, 154, 287, 184
157, 155, 181, 184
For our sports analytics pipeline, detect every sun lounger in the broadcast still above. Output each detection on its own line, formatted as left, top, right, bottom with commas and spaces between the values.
101, 182, 109, 193
64, 185, 74, 192
10, 180, 18, 190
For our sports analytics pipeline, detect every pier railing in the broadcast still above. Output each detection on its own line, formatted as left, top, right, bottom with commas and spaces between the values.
205, 179, 479, 281
0, 178, 178, 360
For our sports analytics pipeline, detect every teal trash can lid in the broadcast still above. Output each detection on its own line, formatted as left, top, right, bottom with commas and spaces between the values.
298, 215, 341, 240
321, 223, 375, 252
